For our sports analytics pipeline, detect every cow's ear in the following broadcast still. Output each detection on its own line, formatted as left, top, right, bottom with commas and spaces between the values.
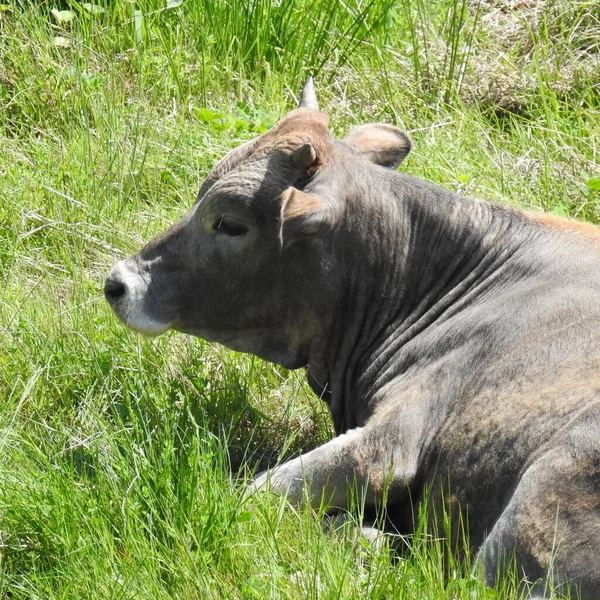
278, 187, 335, 248
343, 124, 411, 169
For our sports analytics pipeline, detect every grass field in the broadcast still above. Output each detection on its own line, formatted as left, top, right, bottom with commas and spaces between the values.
1, 0, 599, 597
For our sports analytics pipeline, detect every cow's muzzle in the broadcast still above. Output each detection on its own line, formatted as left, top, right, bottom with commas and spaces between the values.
104, 260, 137, 306
104, 260, 170, 337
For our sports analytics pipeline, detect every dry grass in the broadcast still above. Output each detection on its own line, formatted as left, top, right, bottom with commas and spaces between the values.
462, 0, 600, 113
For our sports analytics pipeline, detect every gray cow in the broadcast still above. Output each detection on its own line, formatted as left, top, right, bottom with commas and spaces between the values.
105, 80, 600, 598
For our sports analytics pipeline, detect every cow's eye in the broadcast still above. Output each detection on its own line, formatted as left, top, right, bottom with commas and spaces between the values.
212, 216, 248, 237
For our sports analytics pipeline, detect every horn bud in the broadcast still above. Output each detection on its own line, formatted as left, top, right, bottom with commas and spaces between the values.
298, 77, 319, 110
292, 143, 317, 169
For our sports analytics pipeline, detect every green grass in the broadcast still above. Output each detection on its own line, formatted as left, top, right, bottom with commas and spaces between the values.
0, 0, 599, 597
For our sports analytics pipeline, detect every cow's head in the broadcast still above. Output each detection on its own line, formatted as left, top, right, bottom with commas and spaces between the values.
105, 79, 411, 369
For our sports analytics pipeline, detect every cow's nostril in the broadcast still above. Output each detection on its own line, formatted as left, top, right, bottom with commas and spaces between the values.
104, 277, 127, 302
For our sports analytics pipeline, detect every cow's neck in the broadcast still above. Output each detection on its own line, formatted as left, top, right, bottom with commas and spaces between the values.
307, 172, 533, 434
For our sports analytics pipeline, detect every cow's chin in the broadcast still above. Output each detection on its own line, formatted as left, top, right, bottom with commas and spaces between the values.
127, 320, 171, 338
113, 306, 171, 338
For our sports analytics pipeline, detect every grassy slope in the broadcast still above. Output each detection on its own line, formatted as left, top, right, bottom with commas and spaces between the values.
0, 0, 598, 597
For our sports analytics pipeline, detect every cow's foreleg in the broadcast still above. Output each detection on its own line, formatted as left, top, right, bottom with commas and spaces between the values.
251, 425, 415, 511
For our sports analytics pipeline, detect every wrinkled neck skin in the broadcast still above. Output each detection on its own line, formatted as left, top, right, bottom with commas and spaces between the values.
305, 163, 531, 434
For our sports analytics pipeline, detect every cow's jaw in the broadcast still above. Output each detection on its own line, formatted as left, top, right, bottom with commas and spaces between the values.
105, 258, 311, 368
104, 259, 172, 336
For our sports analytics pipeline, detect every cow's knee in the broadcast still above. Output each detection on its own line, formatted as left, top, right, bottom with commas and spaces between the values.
251, 428, 366, 507
477, 450, 600, 599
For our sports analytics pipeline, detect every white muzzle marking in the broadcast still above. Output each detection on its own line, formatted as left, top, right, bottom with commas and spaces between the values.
106, 259, 171, 337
